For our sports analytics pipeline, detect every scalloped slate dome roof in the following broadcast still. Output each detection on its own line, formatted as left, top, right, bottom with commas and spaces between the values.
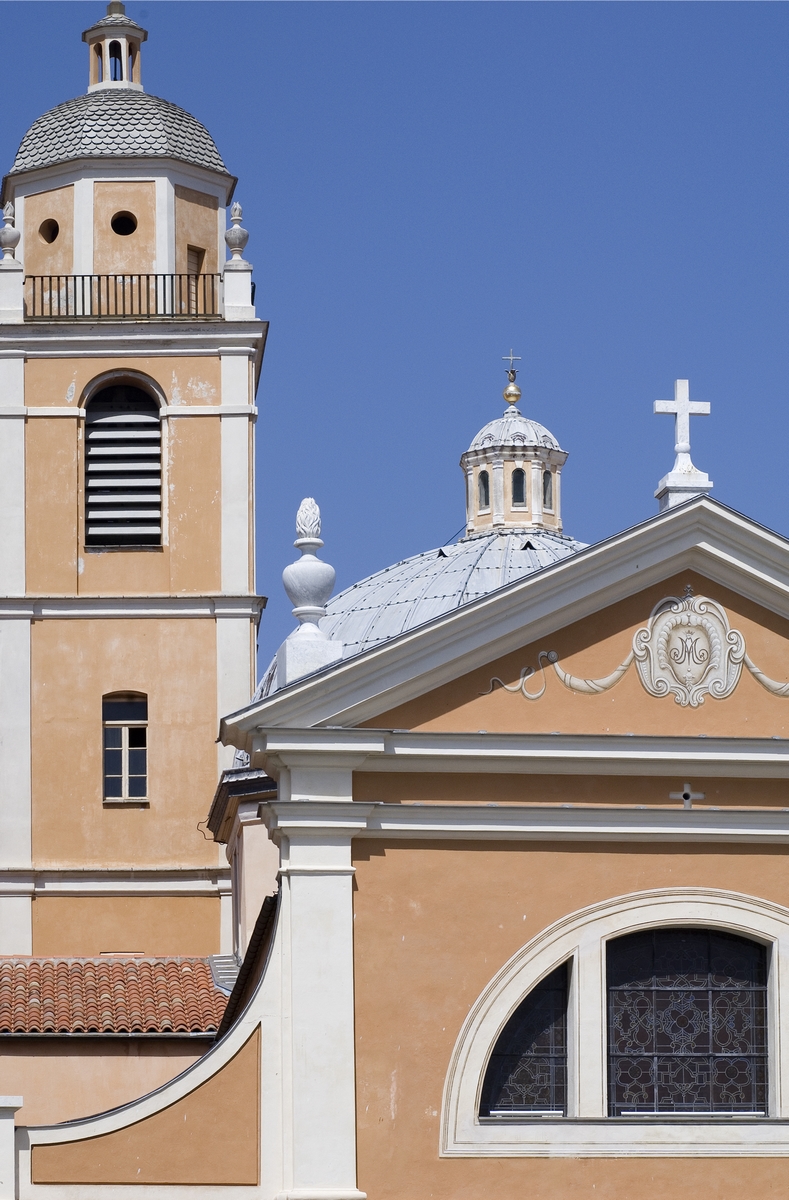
255, 527, 586, 699
468, 409, 562, 453
8, 89, 228, 177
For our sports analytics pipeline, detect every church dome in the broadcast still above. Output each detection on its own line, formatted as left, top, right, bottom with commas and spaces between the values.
7, 89, 229, 179
468, 409, 562, 453
256, 526, 586, 699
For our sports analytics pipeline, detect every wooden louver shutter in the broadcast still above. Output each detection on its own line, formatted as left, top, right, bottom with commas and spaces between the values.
85, 387, 162, 546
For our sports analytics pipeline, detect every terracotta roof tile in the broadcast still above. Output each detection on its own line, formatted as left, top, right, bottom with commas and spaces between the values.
0, 958, 227, 1035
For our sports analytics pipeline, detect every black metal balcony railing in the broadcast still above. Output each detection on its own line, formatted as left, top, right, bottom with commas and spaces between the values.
24, 274, 222, 320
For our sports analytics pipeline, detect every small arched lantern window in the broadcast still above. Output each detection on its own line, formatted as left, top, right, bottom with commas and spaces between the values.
512, 468, 526, 507
543, 470, 553, 511
94, 43, 104, 84
109, 40, 123, 81
478, 470, 490, 511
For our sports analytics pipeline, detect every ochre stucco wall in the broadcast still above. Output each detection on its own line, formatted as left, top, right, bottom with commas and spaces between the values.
31, 618, 220, 868
174, 186, 219, 274
353, 772, 789, 808
1, 1038, 205, 1125
370, 571, 789, 738
24, 356, 223, 596
31, 1028, 259, 1185
32, 896, 220, 957
93, 181, 156, 274
23, 186, 74, 276
352, 839, 789, 1199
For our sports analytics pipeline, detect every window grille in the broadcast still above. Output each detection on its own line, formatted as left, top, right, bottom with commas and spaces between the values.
478, 470, 490, 510
512, 467, 526, 506
102, 694, 148, 801
607, 929, 767, 1115
479, 962, 568, 1116
85, 385, 162, 547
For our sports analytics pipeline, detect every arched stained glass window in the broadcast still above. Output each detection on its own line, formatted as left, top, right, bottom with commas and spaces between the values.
478, 470, 490, 510
479, 962, 568, 1116
512, 468, 526, 507
607, 929, 767, 1116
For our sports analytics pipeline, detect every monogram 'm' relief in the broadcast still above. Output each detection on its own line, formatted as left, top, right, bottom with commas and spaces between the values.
485, 590, 789, 706
632, 595, 745, 707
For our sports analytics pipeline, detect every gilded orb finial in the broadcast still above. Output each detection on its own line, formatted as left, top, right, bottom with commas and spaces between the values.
502, 349, 522, 409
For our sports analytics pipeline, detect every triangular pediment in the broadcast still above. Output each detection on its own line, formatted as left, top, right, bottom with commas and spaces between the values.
221, 499, 789, 743
368, 569, 789, 737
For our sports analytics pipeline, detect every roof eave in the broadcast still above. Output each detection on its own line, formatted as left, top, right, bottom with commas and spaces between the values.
2, 159, 237, 206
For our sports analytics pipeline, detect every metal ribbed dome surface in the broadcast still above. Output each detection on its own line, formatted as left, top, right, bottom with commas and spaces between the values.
468, 409, 562, 453
256, 528, 586, 698
9, 89, 228, 177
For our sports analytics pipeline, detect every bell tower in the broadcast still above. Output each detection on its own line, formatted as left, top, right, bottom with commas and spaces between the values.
0, 4, 266, 957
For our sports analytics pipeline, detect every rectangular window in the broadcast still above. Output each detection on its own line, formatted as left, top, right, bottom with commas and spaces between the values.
103, 695, 148, 801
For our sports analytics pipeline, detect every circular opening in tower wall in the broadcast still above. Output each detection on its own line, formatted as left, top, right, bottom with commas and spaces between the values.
39, 219, 59, 244
111, 212, 137, 237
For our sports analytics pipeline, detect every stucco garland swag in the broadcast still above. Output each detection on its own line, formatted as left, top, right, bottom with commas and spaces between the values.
485, 593, 789, 708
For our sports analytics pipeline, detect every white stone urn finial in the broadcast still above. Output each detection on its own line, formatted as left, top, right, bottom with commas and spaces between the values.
276, 498, 343, 686
225, 203, 249, 261
0, 204, 21, 263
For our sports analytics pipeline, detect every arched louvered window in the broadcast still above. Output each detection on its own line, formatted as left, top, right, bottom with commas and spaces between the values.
85, 384, 162, 547
542, 470, 553, 511
479, 962, 568, 1116
478, 470, 490, 510
607, 929, 767, 1115
512, 468, 526, 507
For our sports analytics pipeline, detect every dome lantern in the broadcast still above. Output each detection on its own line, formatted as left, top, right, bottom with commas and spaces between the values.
460, 356, 569, 537
82, 1, 148, 93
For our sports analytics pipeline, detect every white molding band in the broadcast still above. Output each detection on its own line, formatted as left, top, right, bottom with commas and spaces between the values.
0, 869, 231, 899
0, 407, 257, 419
253, 726, 789, 780
0, 596, 264, 620
441, 888, 789, 1156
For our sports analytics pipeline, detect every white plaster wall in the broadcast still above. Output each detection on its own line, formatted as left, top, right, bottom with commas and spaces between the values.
0, 356, 25, 596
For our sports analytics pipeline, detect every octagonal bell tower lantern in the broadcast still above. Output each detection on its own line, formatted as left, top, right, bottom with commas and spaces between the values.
0, 4, 267, 959
461, 354, 569, 536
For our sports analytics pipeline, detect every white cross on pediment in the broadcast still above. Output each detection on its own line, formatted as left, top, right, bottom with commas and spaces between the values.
652, 378, 713, 512
654, 379, 709, 456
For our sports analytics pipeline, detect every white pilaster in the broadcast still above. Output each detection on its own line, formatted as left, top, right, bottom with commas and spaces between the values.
0, 355, 25, 595
155, 176, 175, 274
264, 786, 370, 1200
530, 459, 543, 523
72, 176, 94, 274
220, 353, 252, 593
491, 457, 504, 525
0, 1099, 21, 1200
216, 614, 254, 773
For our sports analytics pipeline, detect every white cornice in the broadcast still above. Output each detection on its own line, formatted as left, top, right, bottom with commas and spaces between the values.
259, 797, 789, 844
0, 595, 265, 619
223, 499, 789, 736
0, 868, 231, 898
0, 324, 266, 359
255, 727, 789, 778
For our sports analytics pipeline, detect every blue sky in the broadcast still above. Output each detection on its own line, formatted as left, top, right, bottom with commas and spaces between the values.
3, 2, 788, 669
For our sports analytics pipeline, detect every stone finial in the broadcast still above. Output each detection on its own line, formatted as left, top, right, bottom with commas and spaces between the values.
276, 499, 343, 687
225, 203, 249, 261
296, 497, 321, 539
0, 204, 21, 263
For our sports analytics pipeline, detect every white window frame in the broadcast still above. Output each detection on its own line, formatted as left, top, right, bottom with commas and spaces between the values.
441, 888, 789, 1157
103, 705, 148, 803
